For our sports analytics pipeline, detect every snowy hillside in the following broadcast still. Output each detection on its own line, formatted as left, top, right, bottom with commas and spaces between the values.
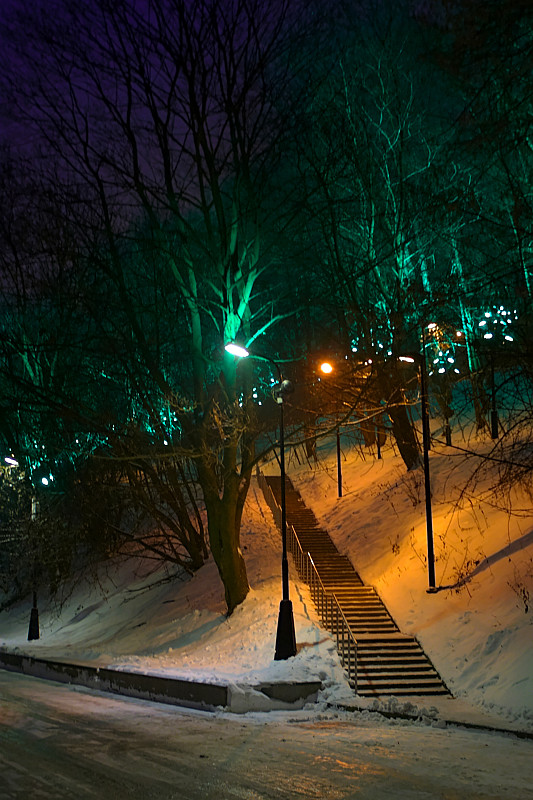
0, 428, 532, 730
285, 427, 533, 727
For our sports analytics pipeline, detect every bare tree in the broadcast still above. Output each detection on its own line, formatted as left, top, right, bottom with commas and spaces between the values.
1, 0, 302, 613
295, 11, 450, 468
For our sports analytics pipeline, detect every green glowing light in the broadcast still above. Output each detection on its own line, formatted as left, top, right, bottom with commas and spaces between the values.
225, 342, 249, 358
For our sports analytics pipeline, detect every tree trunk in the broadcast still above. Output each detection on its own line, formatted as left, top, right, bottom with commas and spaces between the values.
204, 473, 250, 615
378, 369, 421, 470
388, 402, 422, 470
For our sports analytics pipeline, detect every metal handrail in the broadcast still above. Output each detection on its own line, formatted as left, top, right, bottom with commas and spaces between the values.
306, 554, 358, 690
257, 472, 358, 690
258, 472, 281, 527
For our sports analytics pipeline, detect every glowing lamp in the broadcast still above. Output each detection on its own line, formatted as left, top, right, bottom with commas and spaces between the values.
225, 342, 249, 358
320, 362, 333, 374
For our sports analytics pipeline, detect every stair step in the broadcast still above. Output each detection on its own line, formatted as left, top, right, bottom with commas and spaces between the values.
357, 687, 450, 697
341, 614, 392, 620
334, 600, 383, 605
357, 634, 418, 641
359, 649, 425, 657
359, 663, 438, 673
358, 641, 424, 648
359, 655, 431, 664
342, 626, 398, 633
358, 676, 446, 687
360, 642, 421, 649
331, 587, 378, 592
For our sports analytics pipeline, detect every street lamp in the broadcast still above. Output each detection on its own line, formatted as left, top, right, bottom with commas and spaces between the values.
225, 342, 297, 660
319, 361, 343, 497
4, 455, 41, 638
490, 352, 499, 440
28, 494, 40, 640
473, 340, 500, 440
399, 351, 436, 592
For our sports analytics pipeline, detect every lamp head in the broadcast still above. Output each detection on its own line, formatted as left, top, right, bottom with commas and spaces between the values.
272, 379, 294, 404
225, 342, 249, 358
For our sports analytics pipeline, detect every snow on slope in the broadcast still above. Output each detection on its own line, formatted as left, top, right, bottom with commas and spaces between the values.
0, 482, 353, 705
0, 428, 532, 730
286, 428, 533, 727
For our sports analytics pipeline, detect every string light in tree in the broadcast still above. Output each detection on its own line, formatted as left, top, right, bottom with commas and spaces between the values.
477, 305, 517, 343
424, 323, 462, 378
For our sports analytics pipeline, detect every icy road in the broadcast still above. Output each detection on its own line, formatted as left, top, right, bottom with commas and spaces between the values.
0, 671, 531, 799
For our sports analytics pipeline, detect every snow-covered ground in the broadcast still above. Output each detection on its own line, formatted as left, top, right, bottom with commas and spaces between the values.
0, 426, 532, 732
0, 481, 354, 707
286, 425, 533, 730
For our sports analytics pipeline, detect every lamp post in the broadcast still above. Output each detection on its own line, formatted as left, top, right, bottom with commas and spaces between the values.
319, 361, 343, 497
418, 350, 436, 592
490, 352, 499, 440
273, 376, 297, 659
28, 494, 40, 640
225, 342, 297, 660
474, 341, 500, 440
399, 350, 436, 592
2, 455, 40, 639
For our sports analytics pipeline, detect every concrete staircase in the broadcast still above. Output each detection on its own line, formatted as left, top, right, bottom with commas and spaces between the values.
262, 475, 449, 698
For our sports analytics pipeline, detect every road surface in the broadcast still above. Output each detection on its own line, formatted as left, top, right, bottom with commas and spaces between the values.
1, 670, 531, 799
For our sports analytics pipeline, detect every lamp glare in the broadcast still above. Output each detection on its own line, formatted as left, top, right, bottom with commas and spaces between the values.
225, 342, 250, 358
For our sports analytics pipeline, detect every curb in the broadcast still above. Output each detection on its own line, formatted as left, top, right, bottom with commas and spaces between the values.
326, 701, 533, 741
0, 650, 321, 713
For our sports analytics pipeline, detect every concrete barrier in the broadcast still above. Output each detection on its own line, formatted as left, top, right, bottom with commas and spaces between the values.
0, 650, 321, 713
